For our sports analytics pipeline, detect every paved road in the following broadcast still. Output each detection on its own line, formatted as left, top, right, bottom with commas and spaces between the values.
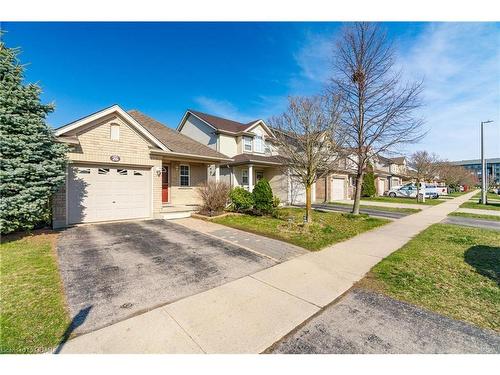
442, 216, 500, 231
57, 220, 275, 335
312, 203, 409, 219
270, 289, 500, 354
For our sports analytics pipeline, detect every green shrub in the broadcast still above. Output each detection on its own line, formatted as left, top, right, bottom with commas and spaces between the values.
361, 171, 376, 197
272, 195, 281, 208
253, 179, 274, 215
229, 187, 254, 212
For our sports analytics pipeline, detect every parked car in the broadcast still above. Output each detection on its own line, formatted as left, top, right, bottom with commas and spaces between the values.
425, 184, 448, 197
385, 184, 438, 199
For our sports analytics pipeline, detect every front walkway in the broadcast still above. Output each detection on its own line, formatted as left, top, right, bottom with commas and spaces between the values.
57, 190, 477, 354
173, 218, 307, 262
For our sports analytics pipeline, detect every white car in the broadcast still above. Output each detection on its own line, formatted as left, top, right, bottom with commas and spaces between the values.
386, 184, 438, 199
425, 184, 448, 197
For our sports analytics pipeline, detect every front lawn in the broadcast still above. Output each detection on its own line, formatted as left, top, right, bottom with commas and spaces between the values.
460, 200, 500, 211
361, 196, 443, 206
212, 208, 389, 251
473, 192, 500, 200
327, 202, 421, 214
361, 224, 500, 332
449, 211, 500, 222
0, 232, 70, 353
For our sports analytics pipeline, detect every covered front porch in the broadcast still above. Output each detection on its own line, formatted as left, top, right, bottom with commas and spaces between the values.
151, 151, 232, 219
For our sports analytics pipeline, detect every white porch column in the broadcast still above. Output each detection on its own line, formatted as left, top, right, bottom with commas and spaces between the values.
248, 164, 254, 192
215, 164, 220, 183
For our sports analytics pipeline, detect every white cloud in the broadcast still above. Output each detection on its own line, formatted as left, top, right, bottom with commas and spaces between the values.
398, 23, 500, 160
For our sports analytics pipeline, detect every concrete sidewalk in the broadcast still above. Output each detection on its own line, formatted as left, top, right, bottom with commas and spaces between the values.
57, 190, 478, 354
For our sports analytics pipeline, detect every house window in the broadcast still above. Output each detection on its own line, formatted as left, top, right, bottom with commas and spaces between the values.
243, 136, 252, 152
254, 135, 264, 153
180, 165, 190, 186
117, 169, 128, 175
242, 170, 249, 185
110, 123, 120, 141
256, 171, 264, 182
77, 168, 91, 174
264, 141, 271, 154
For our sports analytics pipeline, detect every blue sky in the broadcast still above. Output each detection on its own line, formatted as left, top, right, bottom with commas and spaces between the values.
2, 22, 499, 160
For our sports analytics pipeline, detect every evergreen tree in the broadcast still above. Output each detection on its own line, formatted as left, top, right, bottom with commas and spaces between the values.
361, 170, 376, 197
0, 39, 67, 234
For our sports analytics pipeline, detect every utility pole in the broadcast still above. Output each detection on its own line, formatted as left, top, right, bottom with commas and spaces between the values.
480, 120, 493, 204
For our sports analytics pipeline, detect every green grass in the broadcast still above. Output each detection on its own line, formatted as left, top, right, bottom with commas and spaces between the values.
449, 211, 500, 222
460, 200, 500, 211
361, 196, 443, 206
212, 208, 389, 251
363, 224, 500, 332
327, 202, 421, 214
473, 192, 500, 200
0, 232, 70, 353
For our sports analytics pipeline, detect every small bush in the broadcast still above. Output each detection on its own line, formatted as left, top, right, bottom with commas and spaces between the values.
197, 181, 230, 215
272, 195, 281, 208
229, 186, 254, 212
253, 179, 274, 215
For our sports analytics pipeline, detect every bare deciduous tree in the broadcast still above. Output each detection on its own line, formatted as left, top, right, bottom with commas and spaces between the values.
408, 150, 441, 200
329, 22, 425, 214
437, 162, 477, 190
269, 95, 342, 223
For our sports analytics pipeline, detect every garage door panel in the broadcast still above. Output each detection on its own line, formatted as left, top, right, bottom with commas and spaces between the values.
331, 178, 345, 201
68, 165, 151, 224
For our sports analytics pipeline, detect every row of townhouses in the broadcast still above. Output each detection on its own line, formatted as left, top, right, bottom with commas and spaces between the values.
52, 105, 410, 228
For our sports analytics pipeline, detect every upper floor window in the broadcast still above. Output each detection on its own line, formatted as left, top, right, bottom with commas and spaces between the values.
264, 141, 271, 154
254, 135, 264, 153
180, 165, 190, 186
243, 136, 252, 152
110, 123, 120, 141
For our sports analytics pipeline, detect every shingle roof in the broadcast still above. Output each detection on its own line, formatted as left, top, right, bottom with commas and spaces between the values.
188, 109, 254, 133
128, 110, 231, 160
390, 156, 406, 164
229, 153, 283, 166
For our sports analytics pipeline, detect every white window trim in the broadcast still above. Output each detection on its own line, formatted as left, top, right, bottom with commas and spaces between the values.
243, 136, 253, 153
242, 170, 249, 185
180, 164, 190, 187
254, 135, 264, 153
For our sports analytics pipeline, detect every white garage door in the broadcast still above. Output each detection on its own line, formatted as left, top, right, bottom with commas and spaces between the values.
331, 178, 345, 201
68, 165, 151, 224
289, 176, 306, 204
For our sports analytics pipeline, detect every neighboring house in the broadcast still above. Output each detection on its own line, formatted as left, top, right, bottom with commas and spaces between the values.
177, 109, 306, 204
324, 153, 410, 200
372, 156, 410, 196
52, 105, 231, 228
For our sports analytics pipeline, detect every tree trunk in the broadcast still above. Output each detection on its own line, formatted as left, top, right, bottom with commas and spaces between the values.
352, 171, 364, 215
305, 183, 312, 223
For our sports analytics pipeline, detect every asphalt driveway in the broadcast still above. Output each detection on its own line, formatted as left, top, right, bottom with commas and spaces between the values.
270, 289, 500, 354
57, 219, 275, 335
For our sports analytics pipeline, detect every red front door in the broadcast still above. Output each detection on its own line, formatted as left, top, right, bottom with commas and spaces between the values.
162, 166, 169, 203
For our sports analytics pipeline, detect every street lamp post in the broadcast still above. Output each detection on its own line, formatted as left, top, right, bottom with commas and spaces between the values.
480, 120, 493, 204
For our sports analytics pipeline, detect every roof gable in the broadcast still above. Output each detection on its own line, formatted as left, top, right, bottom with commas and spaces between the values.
55, 105, 169, 151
